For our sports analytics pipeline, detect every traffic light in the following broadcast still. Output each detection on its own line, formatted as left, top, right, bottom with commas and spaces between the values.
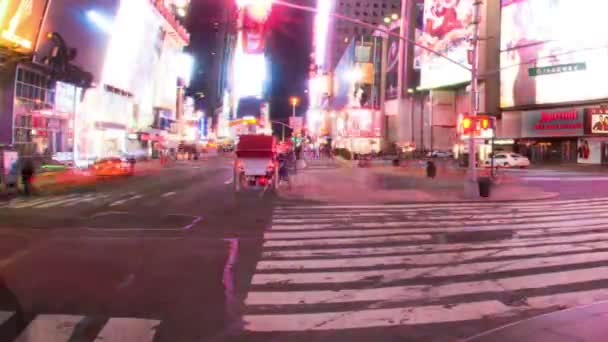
459, 114, 496, 137
460, 115, 474, 135
479, 117, 489, 130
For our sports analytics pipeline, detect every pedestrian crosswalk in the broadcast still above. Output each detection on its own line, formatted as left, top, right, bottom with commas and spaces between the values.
0, 311, 160, 341
243, 197, 608, 334
0, 192, 144, 210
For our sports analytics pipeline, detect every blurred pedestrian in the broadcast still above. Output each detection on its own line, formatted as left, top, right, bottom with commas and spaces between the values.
20, 158, 34, 196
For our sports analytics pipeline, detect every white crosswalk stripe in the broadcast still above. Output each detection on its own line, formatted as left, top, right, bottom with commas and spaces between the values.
0, 193, 140, 209
243, 198, 608, 333
0, 312, 160, 341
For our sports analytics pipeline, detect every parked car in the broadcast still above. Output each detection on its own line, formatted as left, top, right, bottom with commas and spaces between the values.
428, 150, 454, 158
92, 157, 134, 177
483, 153, 530, 168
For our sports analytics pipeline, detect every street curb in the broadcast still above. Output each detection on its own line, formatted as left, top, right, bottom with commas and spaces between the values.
461, 300, 608, 342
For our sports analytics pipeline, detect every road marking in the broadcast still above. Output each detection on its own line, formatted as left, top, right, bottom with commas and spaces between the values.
274, 196, 608, 210
243, 300, 512, 332
246, 265, 608, 306
271, 205, 608, 225
161, 191, 177, 197
256, 242, 603, 271
253, 249, 608, 286
0, 249, 30, 270
0, 311, 13, 326
183, 216, 202, 230
263, 234, 432, 247
15, 314, 83, 342
109, 195, 143, 207
263, 231, 608, 259
244, 198, 608, 334
267, 215, 608, 235
35, 195, 82, 208
95, 318, 160, 342
10, 196, 64, 209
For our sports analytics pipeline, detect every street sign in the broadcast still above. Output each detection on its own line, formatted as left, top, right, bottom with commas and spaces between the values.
289, 117, 303, 131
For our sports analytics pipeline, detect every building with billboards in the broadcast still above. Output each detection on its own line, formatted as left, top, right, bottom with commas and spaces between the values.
27, 0, 191, 164
414, 0, 501, 156
1, 0, 192, 164
496, 0, 608, 165
0, 0, 56, 158
328, 39, 383, 154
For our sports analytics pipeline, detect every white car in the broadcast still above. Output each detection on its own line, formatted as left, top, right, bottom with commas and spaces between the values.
484, 153, 530, 168
428, 150, 454, 158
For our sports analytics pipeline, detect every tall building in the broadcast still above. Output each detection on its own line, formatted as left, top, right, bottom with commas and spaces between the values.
0, 0, 192, 164
329, 0, 401, 69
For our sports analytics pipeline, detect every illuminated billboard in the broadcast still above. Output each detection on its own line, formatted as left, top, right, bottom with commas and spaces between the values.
501, 0, 608, 108
418, 0, 476, 89
0, 0, 48, 51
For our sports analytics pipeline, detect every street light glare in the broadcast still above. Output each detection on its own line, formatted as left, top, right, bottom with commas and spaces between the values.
391, 13, 399, 20
383, 17, 391, 24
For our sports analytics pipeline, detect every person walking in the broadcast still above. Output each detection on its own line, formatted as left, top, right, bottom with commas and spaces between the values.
20, 158, 34, 196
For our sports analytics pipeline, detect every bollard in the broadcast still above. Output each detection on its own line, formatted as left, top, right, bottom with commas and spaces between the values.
478, 177, 491, 197
426, 161, 437, 178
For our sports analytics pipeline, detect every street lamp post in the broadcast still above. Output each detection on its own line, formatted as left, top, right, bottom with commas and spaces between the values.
289, 96, 300, 117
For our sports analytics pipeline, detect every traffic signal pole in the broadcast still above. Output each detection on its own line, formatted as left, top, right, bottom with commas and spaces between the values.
465, 0, 483, 198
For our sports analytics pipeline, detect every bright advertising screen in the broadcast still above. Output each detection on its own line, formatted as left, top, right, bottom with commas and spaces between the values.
0, 0, 47, 51
500, 0, 608, 108
418, 0, 476, 89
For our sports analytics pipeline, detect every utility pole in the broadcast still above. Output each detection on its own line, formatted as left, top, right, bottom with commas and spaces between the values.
466, 0, 483, 198
379, 30, 388, 143
397, 0, 414, 145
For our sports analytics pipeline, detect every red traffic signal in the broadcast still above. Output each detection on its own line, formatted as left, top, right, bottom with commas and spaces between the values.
459, 114, 495, 136
460, 115, 474, 135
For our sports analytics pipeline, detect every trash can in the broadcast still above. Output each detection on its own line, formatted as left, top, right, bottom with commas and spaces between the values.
426, 161, 436, 178
392, 159, 400, 167
478, 177, 491, 198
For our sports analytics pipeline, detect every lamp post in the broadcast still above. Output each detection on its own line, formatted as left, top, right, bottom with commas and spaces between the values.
290, 96, 300, 117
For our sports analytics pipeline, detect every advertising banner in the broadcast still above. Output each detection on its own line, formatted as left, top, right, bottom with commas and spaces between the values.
521, 107, 584, 138
385, 25, 400, 100
0, 0, 47, 51
417, 0, 476, 89
500, 0, 608, 108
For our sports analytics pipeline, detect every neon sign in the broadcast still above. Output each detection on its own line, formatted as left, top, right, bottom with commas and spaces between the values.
0, 0, 44, 51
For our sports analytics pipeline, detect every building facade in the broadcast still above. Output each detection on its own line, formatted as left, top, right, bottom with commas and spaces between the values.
329, 0, 401, 69
0, 0, 192, 165
495, 0, 608, 165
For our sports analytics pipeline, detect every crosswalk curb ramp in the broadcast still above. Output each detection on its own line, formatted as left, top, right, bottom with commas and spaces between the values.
242, 197, 608, 333
0, 311, 160, 341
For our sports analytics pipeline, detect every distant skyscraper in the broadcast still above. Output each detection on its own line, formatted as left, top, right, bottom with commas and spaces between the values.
328, 0, 401, 69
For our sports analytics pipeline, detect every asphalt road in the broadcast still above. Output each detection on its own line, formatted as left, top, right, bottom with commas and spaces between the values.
2, 159, 608, 341
0, 156, 278, 341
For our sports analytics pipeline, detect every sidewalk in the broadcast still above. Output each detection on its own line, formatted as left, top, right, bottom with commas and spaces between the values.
520, 163, 608, 174
279, 161, 558, 203
465, 301, 608, 342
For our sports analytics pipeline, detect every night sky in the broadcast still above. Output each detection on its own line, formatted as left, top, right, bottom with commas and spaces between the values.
186, 0, 314, 122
